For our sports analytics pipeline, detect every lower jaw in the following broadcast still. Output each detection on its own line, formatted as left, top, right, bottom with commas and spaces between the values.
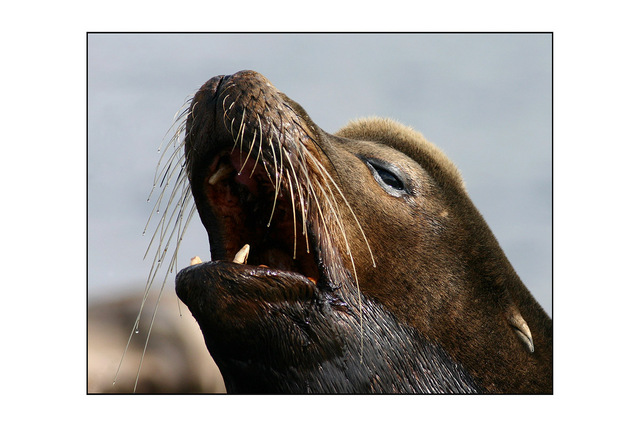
175, 258, 318, 309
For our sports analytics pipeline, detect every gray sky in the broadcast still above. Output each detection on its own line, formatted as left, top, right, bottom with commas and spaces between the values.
88, 33, 551, 313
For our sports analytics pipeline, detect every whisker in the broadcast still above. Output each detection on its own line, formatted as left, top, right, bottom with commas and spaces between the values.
231, 109, 246, 155
133, 250, 180, 392
302, 148, 369, 360
152, 105, 190, 183
143, 153, 186, 237
250, 115, 264, 177
117, 87, 205, 390
155, 184, 193, 268
145, 170, 189, 263
266, 134, 281, 227
146, 113, 187, 206
284, 169, 298, 259
238, 129, 258, 175
282, 147, 309, 254
304, 146, 376, 268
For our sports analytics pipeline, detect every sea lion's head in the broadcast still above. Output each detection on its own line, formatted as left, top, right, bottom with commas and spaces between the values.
174, 70, 552, 393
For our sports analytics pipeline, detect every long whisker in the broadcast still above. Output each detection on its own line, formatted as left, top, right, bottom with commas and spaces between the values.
303, 145, 376, 268
266, 134, 281, 227
284, 169, 297, 259
231, 109, 246, 155
295, 143, 371, 360
116, 105, 196, 390
143, 153, 187, 239
239, 129, 258, 175
250, 115, 264, 177
282, 148, 309, 254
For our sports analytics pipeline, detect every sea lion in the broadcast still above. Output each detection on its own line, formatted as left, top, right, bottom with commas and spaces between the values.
173, 70, 552, 393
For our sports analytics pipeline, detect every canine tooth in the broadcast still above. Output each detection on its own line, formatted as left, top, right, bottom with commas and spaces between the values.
233, 244, 250, 264
190, 256, 202, 266
208, 163, 234, 186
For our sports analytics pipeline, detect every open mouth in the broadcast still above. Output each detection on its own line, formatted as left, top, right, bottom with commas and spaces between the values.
199, 148, 321, 286
174, 71, 336, 304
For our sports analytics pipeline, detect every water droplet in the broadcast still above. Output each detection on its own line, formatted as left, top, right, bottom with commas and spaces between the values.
135, 329, 139, 334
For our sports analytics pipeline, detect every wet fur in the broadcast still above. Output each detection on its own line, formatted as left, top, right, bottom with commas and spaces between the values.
134, 71, 551, 394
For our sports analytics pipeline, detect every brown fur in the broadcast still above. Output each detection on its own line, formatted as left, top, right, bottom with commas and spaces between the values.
331, 118, 552, 393
179, 71, 552, 393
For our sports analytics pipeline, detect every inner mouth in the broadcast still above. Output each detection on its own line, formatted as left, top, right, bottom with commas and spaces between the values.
201, 149, 320, 284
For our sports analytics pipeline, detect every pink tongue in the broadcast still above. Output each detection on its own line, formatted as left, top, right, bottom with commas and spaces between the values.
230, 151, 259, 195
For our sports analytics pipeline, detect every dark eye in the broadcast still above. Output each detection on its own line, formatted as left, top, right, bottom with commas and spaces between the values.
375, 167, 404, 191
360, 157, 409, 196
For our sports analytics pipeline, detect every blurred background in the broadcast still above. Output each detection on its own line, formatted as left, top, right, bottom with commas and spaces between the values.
87, 33, 551, 393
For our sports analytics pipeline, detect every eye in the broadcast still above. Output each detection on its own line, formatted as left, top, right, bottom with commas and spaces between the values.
375, 167, 404, 191
360, 157, 410, 197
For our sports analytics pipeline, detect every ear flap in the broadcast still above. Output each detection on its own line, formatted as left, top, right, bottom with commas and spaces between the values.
508, 307, 535, 353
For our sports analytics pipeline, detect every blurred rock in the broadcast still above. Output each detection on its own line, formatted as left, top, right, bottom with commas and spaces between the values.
88, 290, 226, 393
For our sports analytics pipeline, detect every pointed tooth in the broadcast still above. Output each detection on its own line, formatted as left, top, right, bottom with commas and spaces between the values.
233, 244, 250, 264
190, 256, 202, 266
208, 163, 234, 186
